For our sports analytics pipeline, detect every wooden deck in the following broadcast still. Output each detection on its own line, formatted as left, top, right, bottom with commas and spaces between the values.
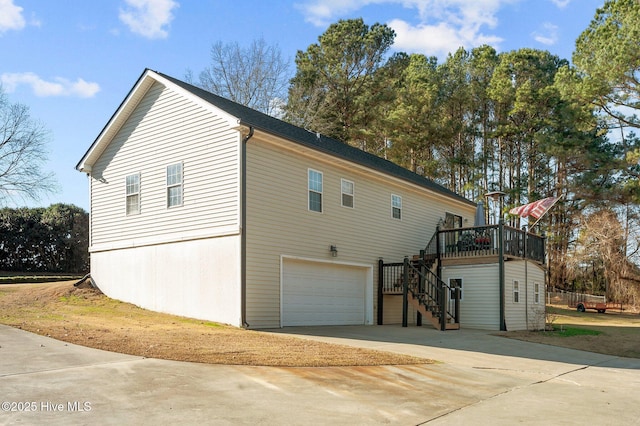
436, 224, 545, 266
377, 223, 545, 330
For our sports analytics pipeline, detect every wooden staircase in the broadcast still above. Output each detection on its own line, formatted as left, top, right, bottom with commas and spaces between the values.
403, 254, 460, 331
379, 229, 461, 331
407, 291, 460, 330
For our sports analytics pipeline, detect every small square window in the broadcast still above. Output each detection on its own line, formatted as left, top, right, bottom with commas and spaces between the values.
449, 278, 463, 301
125, 173, 140, 215
341, 179, 354, 208
392, 194, 402, 219
513, 280, 520, 303
167, 163, 183, 207
308, 169, 323, 212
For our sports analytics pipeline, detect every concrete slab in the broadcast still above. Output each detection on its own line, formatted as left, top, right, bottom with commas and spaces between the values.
1, 324, 639, 425
269, 325, 640, 425
0, 324, 140, 377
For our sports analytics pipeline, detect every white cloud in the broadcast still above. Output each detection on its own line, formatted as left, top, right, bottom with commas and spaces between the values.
119, 0, 179, 39
0, 0, 26, 34
1, 72, 101, 98
389, 19, 463, 56
550, 0, 571, 8
390, 19, 503, 57
295, 0, 515, 57
532, 22, 558, 46
295, 0, 375, 26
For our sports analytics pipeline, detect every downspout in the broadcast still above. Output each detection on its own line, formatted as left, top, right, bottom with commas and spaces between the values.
524, 226, 529, 331
241, 126, 254, 328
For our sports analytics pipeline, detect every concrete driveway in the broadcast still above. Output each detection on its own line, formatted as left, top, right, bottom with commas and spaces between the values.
1, 324, 639, 425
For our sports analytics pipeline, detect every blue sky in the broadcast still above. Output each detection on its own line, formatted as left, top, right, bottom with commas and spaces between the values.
1, 0, 604, 210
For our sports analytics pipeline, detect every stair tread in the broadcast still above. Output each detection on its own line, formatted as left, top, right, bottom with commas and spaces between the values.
384, 253, 459, 331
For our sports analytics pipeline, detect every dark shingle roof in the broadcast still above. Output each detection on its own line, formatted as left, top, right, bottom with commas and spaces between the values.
158, 71, 473, 206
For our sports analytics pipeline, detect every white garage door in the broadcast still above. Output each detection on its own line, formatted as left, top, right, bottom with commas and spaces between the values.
282, 259, 367, 326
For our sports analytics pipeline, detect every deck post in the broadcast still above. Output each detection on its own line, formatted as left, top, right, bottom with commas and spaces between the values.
439, 277, 446, 331
454, 287, 461, 324
436, 225, 442, 280
499, 220, 506, 331
417, 250, 425, 327
402, 256, 408, 328
377, 258, 384, 325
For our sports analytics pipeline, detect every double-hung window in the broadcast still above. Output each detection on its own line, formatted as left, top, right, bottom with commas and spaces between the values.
308, 169, 323, 212
341, 179, 354, 208
391, 194, 402, 219
167, 162, 183, 208
513, 280, 520, 303
125, 173, 140, 215
534, 282, 540, 304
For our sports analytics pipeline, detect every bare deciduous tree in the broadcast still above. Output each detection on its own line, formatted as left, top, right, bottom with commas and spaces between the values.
193, 37, 290, 117
572, 209, 640, 306
0, 89, 56, 204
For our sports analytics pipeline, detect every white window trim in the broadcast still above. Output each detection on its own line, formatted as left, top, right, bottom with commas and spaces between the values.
449, 277, 463, 301
513, 280, 520, 303
534, 282, 540, 304
308, 168, 323, 213
391, 194, 402, 220
166, 162, 184, 208
341, 178, 354, 208
125, 173, 141, 216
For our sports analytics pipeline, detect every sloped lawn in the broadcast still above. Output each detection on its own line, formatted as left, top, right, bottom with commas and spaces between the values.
0, 281, 430, 367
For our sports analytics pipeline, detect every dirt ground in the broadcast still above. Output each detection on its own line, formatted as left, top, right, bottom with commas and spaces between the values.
1, 282, 639, 365
0, 281, 429, 367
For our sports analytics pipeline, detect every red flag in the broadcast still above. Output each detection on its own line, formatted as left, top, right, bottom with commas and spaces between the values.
509, 197, 559, 219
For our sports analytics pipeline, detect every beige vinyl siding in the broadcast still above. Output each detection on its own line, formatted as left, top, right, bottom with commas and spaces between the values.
382, 295, 418, 325
442, 264, 500, 330
245, 134, 475, 328
504, 261, 546, 331
89, 82, 240, 250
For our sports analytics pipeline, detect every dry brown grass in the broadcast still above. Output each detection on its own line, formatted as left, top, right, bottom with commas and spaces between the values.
0, 281, 430, 367
3, 281, 638, 364
501, 305, 640, 358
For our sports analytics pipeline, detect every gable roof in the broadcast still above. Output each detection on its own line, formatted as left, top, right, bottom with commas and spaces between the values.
77, 68, 473, 206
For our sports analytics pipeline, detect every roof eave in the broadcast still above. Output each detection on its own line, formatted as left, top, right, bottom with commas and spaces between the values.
75, 68, 156, 173
75, 69, 243, 174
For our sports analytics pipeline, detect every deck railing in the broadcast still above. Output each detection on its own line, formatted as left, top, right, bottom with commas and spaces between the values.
378, 223, 545, 329
436, 224, 545, 264
378, 259, 459, 330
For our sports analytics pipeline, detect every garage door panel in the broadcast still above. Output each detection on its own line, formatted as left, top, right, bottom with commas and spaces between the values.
282, 259, 366, 326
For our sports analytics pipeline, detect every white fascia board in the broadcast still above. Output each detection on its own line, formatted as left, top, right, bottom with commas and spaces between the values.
77, 69, 155, 172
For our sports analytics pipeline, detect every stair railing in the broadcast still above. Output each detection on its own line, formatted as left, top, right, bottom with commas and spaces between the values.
403, 256, 459, 330
422, 229, 440, 270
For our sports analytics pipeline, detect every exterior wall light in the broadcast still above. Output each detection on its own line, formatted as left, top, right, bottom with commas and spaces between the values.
330, 245, 338, 257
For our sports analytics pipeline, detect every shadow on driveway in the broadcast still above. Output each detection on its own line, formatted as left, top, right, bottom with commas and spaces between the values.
265, 324, 640, 370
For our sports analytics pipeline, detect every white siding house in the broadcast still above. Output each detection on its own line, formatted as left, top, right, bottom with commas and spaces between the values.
441, 264, 501, 330
439, 260, 546, 331
76, 69, 478, 329
504, 261, 546, 331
